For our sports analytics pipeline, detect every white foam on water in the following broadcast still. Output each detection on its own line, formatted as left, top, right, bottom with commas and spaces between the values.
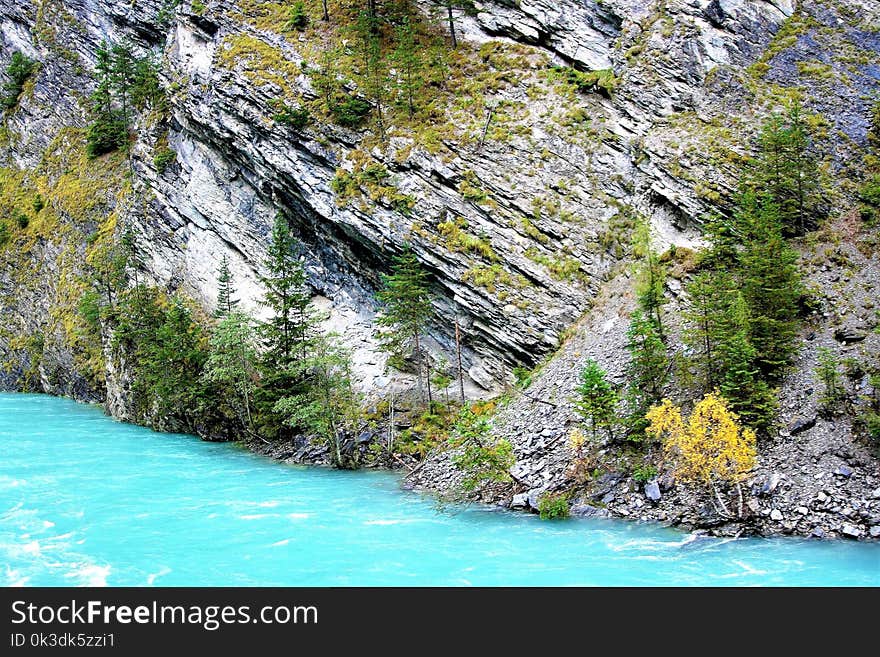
731, 560, 769, 576
609, 538, 680, 553
4, 565, 29, 587
146, 566, 171, 586
288, 513, 309, 520
270, 539, 290, 547
364, 519, 411, 526
66, 563, 111, 587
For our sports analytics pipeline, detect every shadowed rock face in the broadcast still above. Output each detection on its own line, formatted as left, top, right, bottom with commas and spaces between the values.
0, 0, 877, 408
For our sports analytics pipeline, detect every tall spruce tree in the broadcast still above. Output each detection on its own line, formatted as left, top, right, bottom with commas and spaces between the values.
634, 222, 668, 340
738, 194, 802, 378
626, 311, 669, 402
256, 213, 316, 439
683, 269, 735, 392
376, 244, 432, 401
753, 101, 820, 235
356, 10, 386, 138
110, 43, 137, 126
87, 41, 127, 158
393, 17, 421, 119
203, 311, 259, 433
215, 255, 238, 318
624, 310, 669, 439
574, 359, 618, 442
715, 292, 777, 430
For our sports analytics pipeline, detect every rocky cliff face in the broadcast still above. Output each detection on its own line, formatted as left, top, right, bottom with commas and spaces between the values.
0, 1, 878, 532
4, 0, 851, 398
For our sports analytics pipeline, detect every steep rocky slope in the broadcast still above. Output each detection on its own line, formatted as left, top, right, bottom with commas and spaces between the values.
410, 223, 880, 539
0, 1, 878, 536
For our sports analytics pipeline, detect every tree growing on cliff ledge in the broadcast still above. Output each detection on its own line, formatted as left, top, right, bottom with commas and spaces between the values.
376, 244, 433, 402
214, 255, 238, 318
87, 42, 128, 158
574, 359, 618, 442
752, 101, 821, 236
255, 213, 316, 439
86, 41, 165, 158
646, 392, 757, 518
2, 51, 37, 110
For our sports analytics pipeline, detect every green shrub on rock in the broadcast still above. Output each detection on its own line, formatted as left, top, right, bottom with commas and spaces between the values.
274, 104, 311, 130
153, 147, 177, 173
537, 492, 570, 520
2, 51, 37, 110
451, 408, 515, 491
332, 96, 371, 127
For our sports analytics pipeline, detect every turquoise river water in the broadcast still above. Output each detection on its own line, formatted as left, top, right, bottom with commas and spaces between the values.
1, 393, 878, 586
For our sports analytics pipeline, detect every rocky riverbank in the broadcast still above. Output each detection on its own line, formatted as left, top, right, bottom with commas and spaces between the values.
1, 1, 878, 541
408, 240, 880, 541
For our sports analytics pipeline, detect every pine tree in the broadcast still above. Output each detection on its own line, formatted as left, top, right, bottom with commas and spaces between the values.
286, 1, 309, 31
816, 346, 844, 417
356, 10, 386, 137
433, 0, 475, 48
274, 333, 361, 468
256, 213, 317, 439
87, 41, 127, 158
376, 244, 432, 401
110, 43, 137, 127
131, 55, 163, 110
259, 213, 313, 368
312, 46, 341, 111
626, 311, 669, 402
683, 269, 734, 392
738, 195, 802, 378
574, 359, 618, 442
203, 311, 259, 433
624, 311, 669, 439
132, 295, 208, 430
2, 51, 37, 110
393, 17, 421, 119
699, 212, 741, 271
716, 292, 777, 430
215, 255, 238, 318
634, 222, 667, 339
753, 101, 820, 235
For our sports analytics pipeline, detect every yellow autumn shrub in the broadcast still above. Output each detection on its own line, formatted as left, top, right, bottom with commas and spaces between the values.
646, 392, 757, 489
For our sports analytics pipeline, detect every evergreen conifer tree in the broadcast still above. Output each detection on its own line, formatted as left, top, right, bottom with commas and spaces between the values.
574, 359, 618, 442
376, 244, 432, 401
215, 255, 238, 318
624, 311, 669, 439
274, 333, 360, 468
738, 196, 801, 378
393, 17, 421, 119
256, 213, 317, 439
753, 101, 820, 235
203, 311, 258, 433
